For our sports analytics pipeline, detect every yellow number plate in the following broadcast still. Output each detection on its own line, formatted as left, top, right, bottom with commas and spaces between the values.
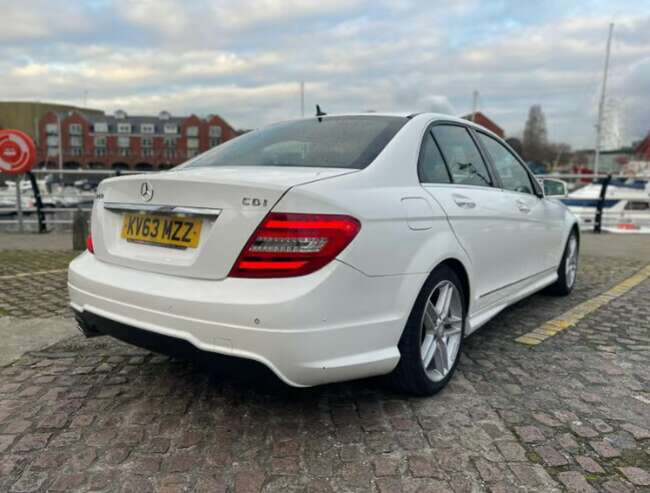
121, 213, 202, 249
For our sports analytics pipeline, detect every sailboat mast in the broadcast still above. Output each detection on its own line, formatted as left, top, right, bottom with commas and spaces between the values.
594, 22, 614, 177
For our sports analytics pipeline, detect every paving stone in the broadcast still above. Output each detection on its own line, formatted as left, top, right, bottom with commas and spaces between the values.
620, 423, 650, 440
570, 422, 599, 438
495, 441, 527, 462
12, 433, 50, 452
617, 466, 650, 486
514, 426, 545, 443
589, 439, 621, 458
557, 471, 596, 493
575, 455, 604, 474
535, 445, 568, 467
602, 479, 634, 493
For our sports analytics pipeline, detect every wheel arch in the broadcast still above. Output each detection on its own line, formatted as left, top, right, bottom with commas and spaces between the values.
436, 258, 471, 315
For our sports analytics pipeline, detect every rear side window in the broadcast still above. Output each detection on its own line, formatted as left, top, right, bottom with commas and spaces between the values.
182, 116, 407, 170
418, 132, 451, 183
432, 125, 492, 187
478, 132, 535, 195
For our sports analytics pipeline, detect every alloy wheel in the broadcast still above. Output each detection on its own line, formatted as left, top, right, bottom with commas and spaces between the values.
565, 235, 578, 288
419, 281, 463, 382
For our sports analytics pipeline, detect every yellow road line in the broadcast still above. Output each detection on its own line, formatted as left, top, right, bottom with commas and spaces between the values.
0, 269, 67, 280
515, 264, 650, 346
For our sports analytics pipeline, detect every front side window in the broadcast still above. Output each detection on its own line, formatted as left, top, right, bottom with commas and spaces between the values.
69, 123, 82, 135
418, 131, 451, 183
478, 133, 534, 194
432, 125, 492, 187
183, 116, 407, 170
117, 123, 132, 133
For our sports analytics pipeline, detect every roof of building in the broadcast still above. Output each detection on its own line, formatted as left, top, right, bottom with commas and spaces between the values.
460, 111, 505, 137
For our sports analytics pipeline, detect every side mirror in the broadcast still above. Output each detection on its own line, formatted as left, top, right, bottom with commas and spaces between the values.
539, 178, 568, 198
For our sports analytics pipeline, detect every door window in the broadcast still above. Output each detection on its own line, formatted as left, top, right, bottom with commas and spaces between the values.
432, 125, 492, 187
478, 133, 534, 194
418, 132, 451, 183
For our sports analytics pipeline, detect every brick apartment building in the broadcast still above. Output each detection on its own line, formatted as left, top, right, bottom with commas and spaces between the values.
36, 109, 239, 171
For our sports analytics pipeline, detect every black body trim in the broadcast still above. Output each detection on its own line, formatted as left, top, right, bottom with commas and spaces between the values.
75, 310, 277, 381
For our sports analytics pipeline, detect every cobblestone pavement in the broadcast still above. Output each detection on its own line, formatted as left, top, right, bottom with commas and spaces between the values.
0, 250, 649, 492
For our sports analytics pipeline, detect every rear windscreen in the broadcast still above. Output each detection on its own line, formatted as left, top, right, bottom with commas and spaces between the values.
183, 116, 408, 170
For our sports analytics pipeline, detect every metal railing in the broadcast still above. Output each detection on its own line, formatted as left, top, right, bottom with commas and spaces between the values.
1, 170, 649, 233
0, 169, 150, 232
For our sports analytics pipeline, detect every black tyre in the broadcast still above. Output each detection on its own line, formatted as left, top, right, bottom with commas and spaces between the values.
547, 230, 579, 296
389, 265, 466, 396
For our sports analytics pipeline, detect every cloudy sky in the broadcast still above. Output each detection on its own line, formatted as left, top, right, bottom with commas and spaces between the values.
2, 0, 649, 148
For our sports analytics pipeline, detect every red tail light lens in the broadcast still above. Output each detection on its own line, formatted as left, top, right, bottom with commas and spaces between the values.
230, 212, 361, 278
86, 234, 94, 254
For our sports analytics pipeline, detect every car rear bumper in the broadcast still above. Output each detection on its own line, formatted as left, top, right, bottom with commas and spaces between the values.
68, 252, 426, 387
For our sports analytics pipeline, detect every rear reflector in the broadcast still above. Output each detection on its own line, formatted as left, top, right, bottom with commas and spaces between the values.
229, 212, 361, 278
86, 234, 94, 254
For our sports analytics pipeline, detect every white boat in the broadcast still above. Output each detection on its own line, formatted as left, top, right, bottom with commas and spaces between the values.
562, 178, 650, 233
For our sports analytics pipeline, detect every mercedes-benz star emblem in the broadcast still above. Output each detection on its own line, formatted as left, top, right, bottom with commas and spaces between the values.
140, 182, 154, 202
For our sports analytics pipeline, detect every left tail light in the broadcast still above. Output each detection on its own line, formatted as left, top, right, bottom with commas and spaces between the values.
229, 212, 361, 278
86, 234, 94, 254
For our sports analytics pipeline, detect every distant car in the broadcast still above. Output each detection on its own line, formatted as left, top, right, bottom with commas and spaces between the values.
69, 113, 580, 395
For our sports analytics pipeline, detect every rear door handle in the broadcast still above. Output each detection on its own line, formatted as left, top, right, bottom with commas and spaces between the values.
516, 199, 531, 214
453, 194, 476, 209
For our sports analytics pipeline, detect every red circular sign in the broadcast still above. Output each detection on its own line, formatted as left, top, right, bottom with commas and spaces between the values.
0, 129, 36, 175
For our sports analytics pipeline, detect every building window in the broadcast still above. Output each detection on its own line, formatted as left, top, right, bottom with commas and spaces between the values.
142, 148, 154, 157
45, 123, 58, 135
95, 148, 107, 157
209, 138, 220, 148
187, 138, 199, 150
164, 137, 177, 148
117, 123, 132, 133
141, 123, 155, 134
119, 148, 130, 157
69, 123, 82, 135
187, 150, 198, 158
118, 136, 130, 148
47, 147, 58, 157
209, 125, 222, 137
94, 136, 107, 147
70, 148, 83, 157
46, 136, 59, 146
141, 137, 153, 148
163, 123, 178, 134
186, 126, 199, 137
69, 136, 83, 147
164, 149, 176, 158
94, 122, 109, 133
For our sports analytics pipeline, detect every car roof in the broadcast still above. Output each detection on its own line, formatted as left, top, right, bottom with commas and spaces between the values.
299, 112, 501, 136
268, 112, 504, 142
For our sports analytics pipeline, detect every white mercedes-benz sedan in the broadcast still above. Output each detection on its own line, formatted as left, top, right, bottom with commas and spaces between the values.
68, 113, 579, 395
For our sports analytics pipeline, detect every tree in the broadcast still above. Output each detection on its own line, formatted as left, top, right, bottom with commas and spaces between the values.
522, 105, 549, 162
